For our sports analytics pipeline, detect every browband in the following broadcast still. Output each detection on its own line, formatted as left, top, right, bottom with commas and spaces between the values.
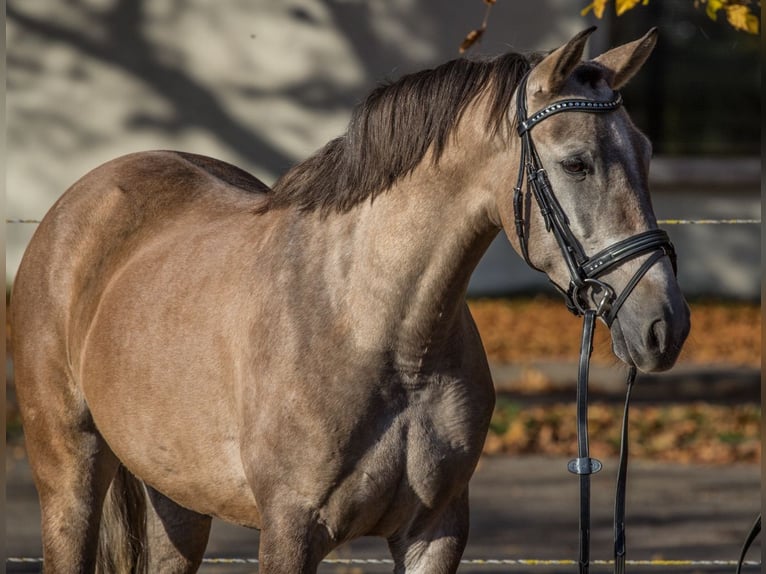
518, 93, 623, 135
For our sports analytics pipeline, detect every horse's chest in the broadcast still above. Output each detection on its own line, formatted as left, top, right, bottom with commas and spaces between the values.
317, 384, 491, 538
398, 389, 488, 489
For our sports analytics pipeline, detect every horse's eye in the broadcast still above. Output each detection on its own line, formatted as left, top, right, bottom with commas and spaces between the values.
561, 158, 588, 177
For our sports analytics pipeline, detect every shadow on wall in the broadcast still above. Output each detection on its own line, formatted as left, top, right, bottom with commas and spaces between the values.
7, 0, 571, 181
8, 1, 292, 175
7, 0, 577, 284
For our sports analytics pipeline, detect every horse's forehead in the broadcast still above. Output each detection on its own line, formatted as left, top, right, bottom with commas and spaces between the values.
525, 65, 630, 148
534, 108, 644, 158
529, 62, 613, 105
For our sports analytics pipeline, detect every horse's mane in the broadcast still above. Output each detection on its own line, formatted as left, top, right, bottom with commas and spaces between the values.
269, 52, 531, 214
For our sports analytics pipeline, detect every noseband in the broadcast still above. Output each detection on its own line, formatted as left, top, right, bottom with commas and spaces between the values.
512, 70, 678, 574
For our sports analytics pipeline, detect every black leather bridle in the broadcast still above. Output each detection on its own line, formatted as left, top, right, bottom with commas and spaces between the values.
513, 71, 677, 324
512, 69, 678, 574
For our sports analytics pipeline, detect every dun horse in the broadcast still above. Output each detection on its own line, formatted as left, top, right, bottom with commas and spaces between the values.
12, 29, 689, 573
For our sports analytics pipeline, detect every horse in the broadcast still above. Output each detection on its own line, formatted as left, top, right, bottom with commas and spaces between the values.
11, 27, 689, 573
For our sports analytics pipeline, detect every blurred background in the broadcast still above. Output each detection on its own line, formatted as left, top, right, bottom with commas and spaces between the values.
5, 1, 761, 571
5, 0, 760, 297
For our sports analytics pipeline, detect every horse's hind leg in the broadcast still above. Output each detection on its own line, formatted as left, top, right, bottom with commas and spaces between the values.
15, 356, 119, 573
145, 487, 212, 573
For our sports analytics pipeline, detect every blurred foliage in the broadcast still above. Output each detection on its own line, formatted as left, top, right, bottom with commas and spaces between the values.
459, 0, 496, 53
473, 297, 760, 464
468, 297, 761, 367
485, 400, 760, 464
462, 0, 759, 54
582, 0, 760, 33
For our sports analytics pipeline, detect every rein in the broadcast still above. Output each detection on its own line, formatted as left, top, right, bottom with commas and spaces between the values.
512, 70, 677, 574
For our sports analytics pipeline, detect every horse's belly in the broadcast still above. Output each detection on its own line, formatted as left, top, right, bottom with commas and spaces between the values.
84, 373, 261, 526
80, 324, 262, 525
138, 439, 261, 528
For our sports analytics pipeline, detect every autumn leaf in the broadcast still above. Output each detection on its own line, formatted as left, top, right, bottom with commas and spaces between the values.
460, 28, 486, 53
580, 0, 758, 33
705, 0, 725, 19
616, 0, 643, 15
583, 0, 649, 18
581, 0, 610, 17
459, 0, 494, 53
725, 4, 759, 33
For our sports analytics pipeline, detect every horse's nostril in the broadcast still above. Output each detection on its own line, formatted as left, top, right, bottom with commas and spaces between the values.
647, 319, 667, 353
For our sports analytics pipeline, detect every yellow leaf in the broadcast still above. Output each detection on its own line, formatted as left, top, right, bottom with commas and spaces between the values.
581, 0, 609, 18
616, 0, 642, 16
725, 4, 759, 34
706, 0, 724, 20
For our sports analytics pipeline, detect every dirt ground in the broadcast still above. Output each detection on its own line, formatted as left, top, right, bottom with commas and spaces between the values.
7, 454, 760, 573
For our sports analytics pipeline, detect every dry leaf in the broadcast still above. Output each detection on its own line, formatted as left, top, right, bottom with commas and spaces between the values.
459, 28, 485, 53
616, 0, 642, 15
581, 0, 610, 18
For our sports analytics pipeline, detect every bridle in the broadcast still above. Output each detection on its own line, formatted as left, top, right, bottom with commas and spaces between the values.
513, 71, 677, 324
512, 69, 677, 574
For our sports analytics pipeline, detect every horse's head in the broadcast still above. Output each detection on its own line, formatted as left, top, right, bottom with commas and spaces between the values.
498, 28, 690, 372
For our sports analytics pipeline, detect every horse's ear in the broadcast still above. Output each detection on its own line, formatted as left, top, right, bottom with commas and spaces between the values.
592, 28, 658, 89
528, 27, 596, 95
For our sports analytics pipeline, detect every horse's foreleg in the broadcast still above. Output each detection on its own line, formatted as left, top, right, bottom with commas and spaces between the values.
145, 486, 212, 573
257, 507, 333, 574
388, 489, 469, 574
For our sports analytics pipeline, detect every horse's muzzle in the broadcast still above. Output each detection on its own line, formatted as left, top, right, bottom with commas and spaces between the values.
611, 299, 690, 372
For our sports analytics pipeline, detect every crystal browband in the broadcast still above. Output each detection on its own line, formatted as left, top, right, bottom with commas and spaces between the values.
517, 93, 623, 135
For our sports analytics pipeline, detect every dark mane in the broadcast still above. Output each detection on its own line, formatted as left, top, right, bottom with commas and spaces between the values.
270, 52, 531, 214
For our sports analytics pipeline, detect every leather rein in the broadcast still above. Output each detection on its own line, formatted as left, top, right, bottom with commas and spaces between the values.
512, 70, 677, 574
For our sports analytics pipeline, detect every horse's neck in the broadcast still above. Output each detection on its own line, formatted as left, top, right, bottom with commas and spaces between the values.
322, 168, 500, 372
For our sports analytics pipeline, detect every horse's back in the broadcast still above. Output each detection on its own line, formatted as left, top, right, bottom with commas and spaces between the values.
28, 150, 270, 267
12, 150, 269, 349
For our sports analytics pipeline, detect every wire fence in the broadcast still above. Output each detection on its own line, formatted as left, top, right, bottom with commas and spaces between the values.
5, 557, 762, 568
5, 218, 763, 225
657, 219, 760, 225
